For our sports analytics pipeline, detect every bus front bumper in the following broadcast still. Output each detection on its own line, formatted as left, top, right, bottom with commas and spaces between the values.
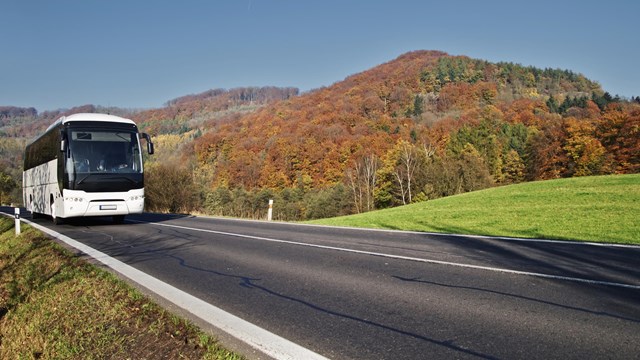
62, 189, 145, 218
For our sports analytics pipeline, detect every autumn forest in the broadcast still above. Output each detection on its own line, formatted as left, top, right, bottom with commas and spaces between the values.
1, 50, 639, 220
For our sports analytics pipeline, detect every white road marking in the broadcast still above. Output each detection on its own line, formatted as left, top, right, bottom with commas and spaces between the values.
21, 218, 329, 360
133, 219, 640, 290
189, 215, 640, 249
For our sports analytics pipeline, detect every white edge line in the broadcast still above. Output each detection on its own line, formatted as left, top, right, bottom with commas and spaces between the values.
134, 219, 640, 291
13, 216, 329, 360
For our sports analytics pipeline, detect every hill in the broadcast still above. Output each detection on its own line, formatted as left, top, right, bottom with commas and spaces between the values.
2, 50, 639, 222
173, 50, 639, 219
308, 174, 640, 245
131, 86, 299, 135
188, 50, 636, 192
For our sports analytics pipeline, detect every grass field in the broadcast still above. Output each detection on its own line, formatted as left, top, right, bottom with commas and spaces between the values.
309, 174, 640, 245
0, 218, 243, 359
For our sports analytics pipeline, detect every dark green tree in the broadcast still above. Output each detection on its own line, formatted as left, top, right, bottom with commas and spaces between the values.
0, 170, 16, 205
412, 94, 424, 117
546, 95, 559, 113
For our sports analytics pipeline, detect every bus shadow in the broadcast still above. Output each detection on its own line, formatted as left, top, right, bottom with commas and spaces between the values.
20, 211, 195, 227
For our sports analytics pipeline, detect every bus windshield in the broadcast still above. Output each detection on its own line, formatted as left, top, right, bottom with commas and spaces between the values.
67, 129, 143, 175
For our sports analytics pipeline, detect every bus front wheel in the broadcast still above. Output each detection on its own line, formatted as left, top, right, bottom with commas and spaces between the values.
51, 200, 62, 225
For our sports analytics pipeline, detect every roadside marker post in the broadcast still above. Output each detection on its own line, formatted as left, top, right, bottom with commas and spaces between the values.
267, 199, 273, 221
14, 207, 20, 236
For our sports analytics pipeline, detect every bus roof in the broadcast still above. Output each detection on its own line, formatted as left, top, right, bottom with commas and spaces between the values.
46, 113, 136, 133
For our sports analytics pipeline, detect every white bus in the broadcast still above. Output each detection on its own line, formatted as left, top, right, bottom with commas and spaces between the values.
23, 113, 154, 224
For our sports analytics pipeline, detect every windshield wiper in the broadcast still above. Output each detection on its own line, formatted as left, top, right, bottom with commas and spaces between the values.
109, 176, 138, 184
76, 174, 93, 185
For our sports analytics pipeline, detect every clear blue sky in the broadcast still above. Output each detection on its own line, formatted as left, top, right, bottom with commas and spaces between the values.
2, 0, 639, 111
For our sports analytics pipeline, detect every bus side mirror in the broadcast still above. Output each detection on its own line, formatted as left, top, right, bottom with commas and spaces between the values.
60, 130, 67, 152
142, 133, 154, 155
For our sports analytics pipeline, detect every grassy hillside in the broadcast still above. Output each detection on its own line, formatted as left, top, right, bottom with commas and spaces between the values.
309, 174, 640, 245
0, 218, 243, 359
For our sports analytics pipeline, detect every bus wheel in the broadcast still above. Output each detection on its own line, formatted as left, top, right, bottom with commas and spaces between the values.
113, 215, 125, 224
51, 201, 62, 225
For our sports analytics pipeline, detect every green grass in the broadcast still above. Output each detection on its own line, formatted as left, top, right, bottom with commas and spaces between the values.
0, 218, 244, 359
309, 174, 640, 245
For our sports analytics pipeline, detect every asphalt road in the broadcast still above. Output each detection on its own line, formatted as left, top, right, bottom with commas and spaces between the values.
5, 208, 640, 359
